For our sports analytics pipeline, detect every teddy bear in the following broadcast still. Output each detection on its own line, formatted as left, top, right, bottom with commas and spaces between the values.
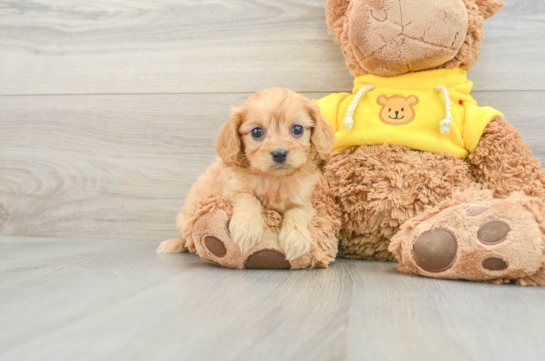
320, 0, 545, 285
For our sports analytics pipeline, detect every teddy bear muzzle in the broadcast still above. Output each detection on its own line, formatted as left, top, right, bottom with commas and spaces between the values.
348, 0, 469, 76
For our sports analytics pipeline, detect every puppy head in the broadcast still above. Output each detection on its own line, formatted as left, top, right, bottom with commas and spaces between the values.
215, 87, 335, 176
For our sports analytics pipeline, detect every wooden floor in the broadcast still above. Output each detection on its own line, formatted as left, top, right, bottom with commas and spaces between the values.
1, 1, 545, 360
1, 236, 545, 361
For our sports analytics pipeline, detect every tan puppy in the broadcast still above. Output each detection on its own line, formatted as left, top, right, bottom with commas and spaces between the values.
158, 87, 335, 260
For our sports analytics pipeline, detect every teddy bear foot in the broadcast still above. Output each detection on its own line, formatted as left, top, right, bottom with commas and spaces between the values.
390, 193, 545, 286
191, 209, 312, 270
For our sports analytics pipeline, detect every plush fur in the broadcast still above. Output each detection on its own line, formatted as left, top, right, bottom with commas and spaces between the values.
324, 142, 474, 261
158, 88, 340, 268
469, 117, 545, 199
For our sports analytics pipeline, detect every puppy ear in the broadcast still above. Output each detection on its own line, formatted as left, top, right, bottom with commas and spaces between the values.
326, 0, 351, 43
215, 107, 243, 165
474, 0, 504, 19
307, 99, 336, 159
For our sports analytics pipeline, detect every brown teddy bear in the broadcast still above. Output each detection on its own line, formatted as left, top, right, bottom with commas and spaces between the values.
320, 0, 545, 285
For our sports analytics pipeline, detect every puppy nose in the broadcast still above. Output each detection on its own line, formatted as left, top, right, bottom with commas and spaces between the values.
271, 149, 288, 164
395, 111, 399, 116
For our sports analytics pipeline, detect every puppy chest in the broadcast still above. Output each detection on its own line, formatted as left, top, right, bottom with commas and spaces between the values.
254, 178, 309, 212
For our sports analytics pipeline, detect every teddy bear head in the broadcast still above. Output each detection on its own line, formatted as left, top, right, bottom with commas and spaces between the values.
326, 0, 504, 77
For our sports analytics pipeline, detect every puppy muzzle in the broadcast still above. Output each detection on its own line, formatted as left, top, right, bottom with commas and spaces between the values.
271, 149, 288, 164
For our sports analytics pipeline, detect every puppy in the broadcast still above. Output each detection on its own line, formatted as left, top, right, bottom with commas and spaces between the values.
158, 87, 335, 260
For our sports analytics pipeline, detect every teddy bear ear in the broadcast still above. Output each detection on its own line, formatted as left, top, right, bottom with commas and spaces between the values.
407, 96, 419, 106
377, 95, 389, 106
474, 0, 504, 19
325, 0, 351, 43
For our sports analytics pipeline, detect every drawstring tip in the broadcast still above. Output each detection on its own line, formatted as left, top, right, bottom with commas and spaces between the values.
440, 119, 451, 135
343, 84, 375, 133
435, 85, 452, 136
343, 118, 354, 132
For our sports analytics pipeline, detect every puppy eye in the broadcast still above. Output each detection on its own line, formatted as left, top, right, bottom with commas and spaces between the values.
401, 108, 404, 111
251, 128, 264, 139
292, 125, 304, 136
389, 108, 391, 112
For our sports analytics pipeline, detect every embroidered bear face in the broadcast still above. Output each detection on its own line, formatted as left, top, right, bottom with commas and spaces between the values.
377, 95, 419, 126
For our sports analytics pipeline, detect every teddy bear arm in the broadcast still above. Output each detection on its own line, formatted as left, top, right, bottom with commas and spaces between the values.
469, 116, 545, 199
174, 181, 340, 269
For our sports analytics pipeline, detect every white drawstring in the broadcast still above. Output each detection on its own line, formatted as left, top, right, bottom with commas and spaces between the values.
435, 86, 452, 135
343, 84, 375, 132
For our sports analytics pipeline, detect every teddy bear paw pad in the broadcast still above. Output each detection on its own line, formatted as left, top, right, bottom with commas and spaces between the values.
467, 207, 489, 217
478, 220, 510, 245
413, 229, 457, 272
482, 257, 509, 271
191, 210, 246, 269
244, 249, 291, 269
203, 236, 227, 257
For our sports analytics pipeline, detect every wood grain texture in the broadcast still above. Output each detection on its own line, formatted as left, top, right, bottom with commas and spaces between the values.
0, 0, 544, 95
1, 91, 544, 241
1, 2, 544, 359
1, 236, 544, 361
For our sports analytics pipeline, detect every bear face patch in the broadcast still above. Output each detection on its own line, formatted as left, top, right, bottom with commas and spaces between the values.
377, 95, 419, 126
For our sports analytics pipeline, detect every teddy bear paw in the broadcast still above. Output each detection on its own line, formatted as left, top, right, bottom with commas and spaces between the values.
190, 210, 312, 270
391, 194, 545, 285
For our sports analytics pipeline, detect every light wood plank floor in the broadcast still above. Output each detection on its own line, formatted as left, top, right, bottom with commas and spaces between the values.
2, 236, 545, 361
1, 1, 545, 360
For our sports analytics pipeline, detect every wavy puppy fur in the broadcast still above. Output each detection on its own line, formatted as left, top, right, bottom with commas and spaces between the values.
158, 88, 337, 263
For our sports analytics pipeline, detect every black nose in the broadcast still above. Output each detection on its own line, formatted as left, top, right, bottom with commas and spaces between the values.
395, 111, 399, 116
271, 149, 288, 164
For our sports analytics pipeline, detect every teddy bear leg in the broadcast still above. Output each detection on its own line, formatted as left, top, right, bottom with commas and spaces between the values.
172, 183, 340, 270
389, 190, 545, 286
290, 211, 340, 269
189, 208, 318, 270
190, 209, 246, 269
189, 209, 295, 269
324, 144, 475, 262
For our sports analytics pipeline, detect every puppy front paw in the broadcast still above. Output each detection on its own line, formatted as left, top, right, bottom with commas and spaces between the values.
279, 224, 311, 261
229, 213, 265, 254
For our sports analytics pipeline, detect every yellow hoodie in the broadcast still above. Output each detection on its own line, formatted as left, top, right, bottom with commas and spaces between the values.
317, 68, 503, 158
